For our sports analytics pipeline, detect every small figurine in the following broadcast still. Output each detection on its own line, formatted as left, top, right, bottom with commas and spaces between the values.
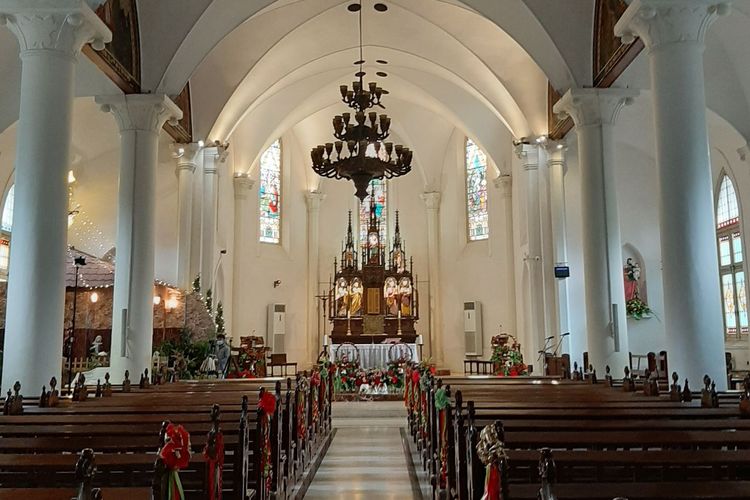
122, 370, 131, 393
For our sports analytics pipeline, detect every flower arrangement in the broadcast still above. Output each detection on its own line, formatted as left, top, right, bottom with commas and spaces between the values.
490, 334, 527, 377
626, 297, 652, 320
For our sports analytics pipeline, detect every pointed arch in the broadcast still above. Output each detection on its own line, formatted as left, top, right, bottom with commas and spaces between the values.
716, 172, 747, 338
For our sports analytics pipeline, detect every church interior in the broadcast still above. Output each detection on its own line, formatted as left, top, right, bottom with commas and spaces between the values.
1, 0, 750, 498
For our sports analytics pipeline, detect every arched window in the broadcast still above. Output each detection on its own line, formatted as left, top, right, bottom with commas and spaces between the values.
359, 179, 387, 248
465, 138, 489, 241
259, 140, 282, 244
716, 175, 747, 338
2, 184, 14, 233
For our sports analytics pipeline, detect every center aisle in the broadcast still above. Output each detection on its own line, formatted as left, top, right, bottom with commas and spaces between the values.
303, 401, 423, 499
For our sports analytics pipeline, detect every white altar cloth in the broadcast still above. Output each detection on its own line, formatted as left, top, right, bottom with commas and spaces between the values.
330, 342, 419, 369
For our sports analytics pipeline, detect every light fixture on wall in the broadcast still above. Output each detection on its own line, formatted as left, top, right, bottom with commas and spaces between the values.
310, 1, 413, 201
273, 280, 282, 288
90, 291, 99, 303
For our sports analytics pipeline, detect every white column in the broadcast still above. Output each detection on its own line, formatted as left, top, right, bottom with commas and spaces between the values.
97, 94, 182, 383
173, 143, 201, 290
0, 1, 110, 392
421, 192, 444, 367
554, 88, 636, 373
493, 174, 517, 341
547, 144, 571, 354
516, 144, 547, 372
201, 146, 223, 297
231, 174, 254, 345
616, 0, 730, 388
306, 191, 326, 365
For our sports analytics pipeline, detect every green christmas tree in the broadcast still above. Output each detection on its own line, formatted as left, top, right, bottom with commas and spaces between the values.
215, 302, 225, 335
205, 289, 213, 313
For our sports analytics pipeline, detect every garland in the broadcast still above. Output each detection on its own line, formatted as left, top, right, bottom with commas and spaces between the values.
202, 428, 224, 500
435, 387, 449, 489
258, 392, 277, 497
310, 371, 321, 425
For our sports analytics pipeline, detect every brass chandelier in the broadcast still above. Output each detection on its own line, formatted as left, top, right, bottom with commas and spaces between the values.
310, 1, 414, 201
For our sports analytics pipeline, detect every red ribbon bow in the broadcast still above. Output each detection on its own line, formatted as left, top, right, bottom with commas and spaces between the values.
160, 423, 191, 470
259, 391, 277, 416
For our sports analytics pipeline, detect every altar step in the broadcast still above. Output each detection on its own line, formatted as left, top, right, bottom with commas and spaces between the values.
332, 396, 406, 418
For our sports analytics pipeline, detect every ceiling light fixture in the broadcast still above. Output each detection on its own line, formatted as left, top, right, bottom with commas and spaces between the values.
311, 1, 413, 201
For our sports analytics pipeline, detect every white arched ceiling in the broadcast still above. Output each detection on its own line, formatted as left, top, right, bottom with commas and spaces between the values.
190, 0, 546, 144
153, 0, 576, 98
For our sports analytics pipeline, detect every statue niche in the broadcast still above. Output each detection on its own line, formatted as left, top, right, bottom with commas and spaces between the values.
328, 204, 419, 343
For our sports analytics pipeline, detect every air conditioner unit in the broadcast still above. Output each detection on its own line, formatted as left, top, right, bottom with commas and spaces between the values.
267, 304, 286, 354
463, 301, 483, 356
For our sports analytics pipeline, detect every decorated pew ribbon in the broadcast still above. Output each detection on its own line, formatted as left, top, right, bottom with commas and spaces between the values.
311, 371, 321, 425
297, 387, 307, 440
159, 423, 192, 500
259, 391, 277, 496
477, 423, 508, 500
435, 387, 449, 488
203, 430, 224, 500
482, 465, 502, 500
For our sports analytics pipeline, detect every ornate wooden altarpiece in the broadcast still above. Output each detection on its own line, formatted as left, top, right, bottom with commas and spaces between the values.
328, 201, 419, 344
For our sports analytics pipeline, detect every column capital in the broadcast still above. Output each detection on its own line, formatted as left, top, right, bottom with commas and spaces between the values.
305, 191, 326, 211
514, 143, 540, 170
97, 94, 181, 134
421, 191, 441, 210
615, 0, 730, 52
202, 146, 221, 175
553, 88, 638, 129
0, 0, 111, 59
233, 173, 255, 200
493, 174, 512, 197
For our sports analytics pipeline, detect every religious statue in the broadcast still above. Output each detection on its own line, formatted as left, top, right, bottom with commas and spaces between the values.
368, 231, 380, 265
384, 277, 399, 316
623, 258, 641, 302
335, 278, 349, 317
399, 277, 412, 316
393, 248, 405, 273
350, 278, 364, 317
344, 247, 355, 269
90, 335, 104, 356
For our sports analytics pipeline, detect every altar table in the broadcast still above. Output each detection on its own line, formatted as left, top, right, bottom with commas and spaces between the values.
330, 342, 419, 369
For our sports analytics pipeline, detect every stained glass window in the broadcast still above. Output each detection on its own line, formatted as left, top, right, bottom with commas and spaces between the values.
359, 179, 387, 248
716, 174, 747, 337
259, 140, 282, 244
1, 184, 14, 233
465, 138, 489, 241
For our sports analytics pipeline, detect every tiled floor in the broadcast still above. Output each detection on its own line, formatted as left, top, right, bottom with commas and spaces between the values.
303, 401, 421, 500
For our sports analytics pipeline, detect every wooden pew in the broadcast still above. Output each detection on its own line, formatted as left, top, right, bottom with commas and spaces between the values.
0, 368, 334, 500
404, 365, 747, 500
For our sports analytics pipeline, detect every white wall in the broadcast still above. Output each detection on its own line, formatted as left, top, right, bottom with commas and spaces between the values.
438, 129, 516, 373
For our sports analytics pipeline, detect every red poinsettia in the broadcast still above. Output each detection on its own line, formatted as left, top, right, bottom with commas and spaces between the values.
411, 371, 420, 384
258, 391, 277, 416
160, 423, 191, 470
310, 371, 321, 387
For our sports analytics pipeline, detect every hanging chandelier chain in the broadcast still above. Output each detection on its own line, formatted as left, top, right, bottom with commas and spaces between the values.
311, 1, 412, 201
